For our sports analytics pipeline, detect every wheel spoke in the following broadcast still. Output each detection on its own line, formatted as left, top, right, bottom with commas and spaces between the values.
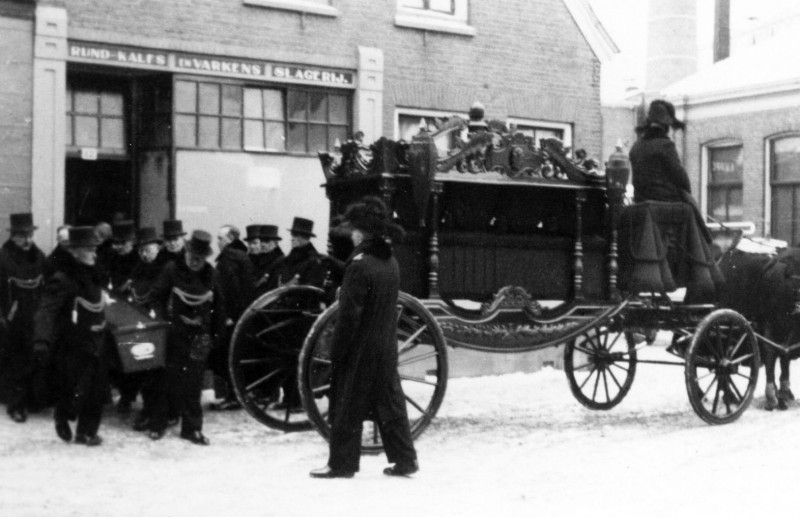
605, 365, 624, 391
246, 369, 283, 392
399, 324, 428, 353
256, 316, 303, 340
404, 393, 428, 415
399, 374, 438, 387
398, 350, 439, 367
728, 353, 755, 366
601, 369, 611, 402
312, 383, 330, 396
729, 329, 747, 359
237, 358, 276, 366
311, 356, 331, 366
573, 362, 593, 372
578, 365, 598, 390
608, 362, 630, 375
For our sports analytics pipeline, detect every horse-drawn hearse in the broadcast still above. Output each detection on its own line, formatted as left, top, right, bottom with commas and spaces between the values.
225, 111, 785, 451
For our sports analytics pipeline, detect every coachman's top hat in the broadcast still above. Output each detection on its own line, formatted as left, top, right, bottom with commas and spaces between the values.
68, 226, 102, 248
288, 217, 316, 238
642, 99, 685, 131
136, 227, 162, 246
244, 225, 262, 241
260, 225, 282, 241
8, 213, 37, 233
111, 220, 136, 243
162, 220, 187, 239
344, 196, 404, 241
185, 230, 213, 257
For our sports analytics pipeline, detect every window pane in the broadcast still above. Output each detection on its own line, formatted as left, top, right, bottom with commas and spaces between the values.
329, 95, 347, 124
174, 81, 197, 113
429, 0, 454, 13
287, 121, 306, 152
309, 124, 327, 151
402, 0, 425, 8
265, 122, 285, 151
329, 126, 348, 150
773, 136, 800, 182
198, 116, 219, 148
101, 118, 125, 149
708, 188, 727, 221
65, 115, 73, 146
74, 91, 98, 114
288, 91, 307, 121
728, 187, 743, 222
221, 85, 242, 116
74, 116, 99, 146
243, 88, 263, 118
263, 89, 283, 120
709, 146, 742, 183
772, 186, 793, 241
309, 92, 327, 122
221, 117, 241, 149
199, 83, 220, 115
100, 92, 124, 116
175, 115, 197, 147
244, 120, 265, 149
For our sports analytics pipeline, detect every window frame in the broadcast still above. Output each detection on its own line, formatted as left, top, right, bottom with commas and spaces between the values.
66, 82, 129, 158
395, 107, 469, 156
243, 0, 339, 17
394, 0, 475, 37
702, 141, 744, 223
767, 133, 800, 245
507, 118, 573, 155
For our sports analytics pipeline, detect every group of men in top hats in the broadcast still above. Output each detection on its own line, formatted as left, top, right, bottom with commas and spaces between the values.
0, 211, 330, 446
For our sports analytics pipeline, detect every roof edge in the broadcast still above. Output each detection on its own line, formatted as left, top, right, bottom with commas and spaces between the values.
562, 0, 619, 63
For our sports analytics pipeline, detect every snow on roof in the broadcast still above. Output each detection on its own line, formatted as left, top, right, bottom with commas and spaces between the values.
562, 0, 619, 63
661, 32, 800, 102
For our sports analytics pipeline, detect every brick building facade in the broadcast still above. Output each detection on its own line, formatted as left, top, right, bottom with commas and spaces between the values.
1, 0, 614, 249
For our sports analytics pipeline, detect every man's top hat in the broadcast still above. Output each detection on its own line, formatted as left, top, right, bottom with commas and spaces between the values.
162, 220, 187, 239
8, 213, 37, 233
136, 227, 163, 246
68, 226, 102, 248
244, 225, 262, 241
260, 225, 282, 241
185, 230, 213, 257
642, 99, 685, 131
111, 220, 136, 243
288, 217, 315, 238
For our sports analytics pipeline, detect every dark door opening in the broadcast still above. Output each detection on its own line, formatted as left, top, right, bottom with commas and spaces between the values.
65, 158, 133, 225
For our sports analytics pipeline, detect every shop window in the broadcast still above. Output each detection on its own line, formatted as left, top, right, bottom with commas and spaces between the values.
707, 144, 743, 222
395, 0, 474, 36
66, 86, 127, 153
174, 78, 349, 154
770, 135, 800, 244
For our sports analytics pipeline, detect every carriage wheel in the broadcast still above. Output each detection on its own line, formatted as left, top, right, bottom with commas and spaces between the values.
685, 309, 760, 425
298, 292, 448, 454
564, 322, 638, 410
229, 285, 328, 432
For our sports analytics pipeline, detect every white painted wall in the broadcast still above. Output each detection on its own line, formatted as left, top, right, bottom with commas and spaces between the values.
175, 151, 330, 255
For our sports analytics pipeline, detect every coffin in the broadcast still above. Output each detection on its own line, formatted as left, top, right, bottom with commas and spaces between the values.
106, 297, 169, 373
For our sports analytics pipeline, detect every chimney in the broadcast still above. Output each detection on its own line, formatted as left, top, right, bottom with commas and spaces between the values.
646, 0, 698, 96
714, 0, 731, 62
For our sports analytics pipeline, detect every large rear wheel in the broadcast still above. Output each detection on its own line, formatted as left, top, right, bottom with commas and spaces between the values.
685, 309, 759, 425
564, 322, 638, 410
298, 292, 448, 453
229, 285, 328, 432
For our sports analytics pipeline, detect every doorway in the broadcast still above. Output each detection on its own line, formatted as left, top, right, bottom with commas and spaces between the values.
65, 158, 133, 225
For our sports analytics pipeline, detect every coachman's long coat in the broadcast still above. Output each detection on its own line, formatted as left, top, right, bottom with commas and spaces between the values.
329, 239, 408, 434
629, 131, 692, 204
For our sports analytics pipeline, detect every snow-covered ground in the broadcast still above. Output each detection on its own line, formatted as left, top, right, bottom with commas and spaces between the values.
1, 337, 798, 517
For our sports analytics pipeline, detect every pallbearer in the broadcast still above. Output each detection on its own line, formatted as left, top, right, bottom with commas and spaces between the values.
34, 226, 109, 446
0, 213, 47, 422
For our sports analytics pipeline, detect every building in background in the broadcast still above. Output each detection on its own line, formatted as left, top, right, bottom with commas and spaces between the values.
1, 0, 616, 252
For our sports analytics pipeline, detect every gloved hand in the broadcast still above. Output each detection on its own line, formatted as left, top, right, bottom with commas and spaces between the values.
33, 341, 50, 365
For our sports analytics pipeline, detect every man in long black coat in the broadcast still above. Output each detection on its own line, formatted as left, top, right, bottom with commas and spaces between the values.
311, 197, 418, 479
211, 224, 254, 409
34, 226, 109, 445
0, 213, 47, 421
265, 217, 325, 291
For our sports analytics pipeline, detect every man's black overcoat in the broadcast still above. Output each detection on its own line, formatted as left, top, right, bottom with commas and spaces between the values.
328, 239, 407, 430
629, 132, 691, 203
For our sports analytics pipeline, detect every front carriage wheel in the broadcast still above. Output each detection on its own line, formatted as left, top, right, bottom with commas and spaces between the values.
229, 285, 329, 432
298, 292, 448, 453
564, 323, 638, 410
685, 309, 760, 425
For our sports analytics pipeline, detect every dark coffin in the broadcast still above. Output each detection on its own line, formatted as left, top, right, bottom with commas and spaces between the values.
106, 298, 169, 373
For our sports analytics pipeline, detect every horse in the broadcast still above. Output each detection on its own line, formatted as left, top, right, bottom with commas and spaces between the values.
716, 237, 800, 410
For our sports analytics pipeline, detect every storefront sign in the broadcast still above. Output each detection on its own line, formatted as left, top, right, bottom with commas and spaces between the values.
69, 42, 168, 67
272, 66, 353, 85
67, 40, 354, 88
174, 54, 267, 77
